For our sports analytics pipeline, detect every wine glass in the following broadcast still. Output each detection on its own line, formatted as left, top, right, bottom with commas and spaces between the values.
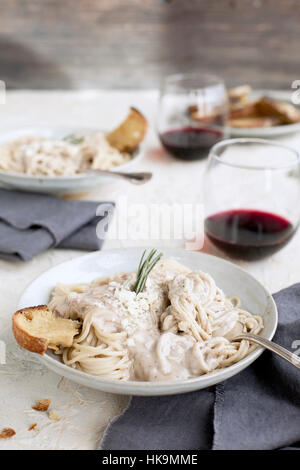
204, 138, 300, 260
157, 72, 228, 161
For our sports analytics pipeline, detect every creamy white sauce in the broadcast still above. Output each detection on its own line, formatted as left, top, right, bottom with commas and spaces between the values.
49, 259, 263, 381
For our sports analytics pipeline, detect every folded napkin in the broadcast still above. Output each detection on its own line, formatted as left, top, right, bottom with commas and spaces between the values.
100, 284, 300, 450
0, 189, 114, 261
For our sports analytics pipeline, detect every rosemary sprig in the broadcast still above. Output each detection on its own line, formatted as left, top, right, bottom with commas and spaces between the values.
134, 249, 163, 294
63, 134, 85, 145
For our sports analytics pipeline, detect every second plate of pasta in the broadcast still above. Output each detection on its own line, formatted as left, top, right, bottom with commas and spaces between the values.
0, 127, 142, 195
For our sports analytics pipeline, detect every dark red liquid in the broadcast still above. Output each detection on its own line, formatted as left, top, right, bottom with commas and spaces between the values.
159, 126, 223, 161
205, 209, 295, 260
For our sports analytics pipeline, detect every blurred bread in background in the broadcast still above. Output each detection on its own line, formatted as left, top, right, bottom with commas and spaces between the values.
188, 85, 300, 129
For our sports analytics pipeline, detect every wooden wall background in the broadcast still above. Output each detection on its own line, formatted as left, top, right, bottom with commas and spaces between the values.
0, 0, 299, 90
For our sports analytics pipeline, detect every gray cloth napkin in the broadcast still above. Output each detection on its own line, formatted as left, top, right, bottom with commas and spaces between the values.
0, 189, 114, 261
100, 284, 300, 450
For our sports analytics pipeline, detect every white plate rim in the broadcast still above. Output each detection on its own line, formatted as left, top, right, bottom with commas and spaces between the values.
17, 248, 278, 396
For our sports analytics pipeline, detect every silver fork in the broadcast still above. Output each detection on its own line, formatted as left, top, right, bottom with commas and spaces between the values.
233, 333, 300, 369
87, 169, 152, 185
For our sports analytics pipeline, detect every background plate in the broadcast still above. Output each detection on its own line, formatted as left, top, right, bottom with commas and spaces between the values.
229, 90, 300, 138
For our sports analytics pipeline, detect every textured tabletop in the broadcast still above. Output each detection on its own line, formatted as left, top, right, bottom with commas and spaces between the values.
0, 90, 300, 449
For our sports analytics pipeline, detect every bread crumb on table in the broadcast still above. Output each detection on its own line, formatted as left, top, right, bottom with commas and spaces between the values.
28, 423, 38, 431
48, 410, 61, 421
32, 399, 51, 412
0, 428, 16, 439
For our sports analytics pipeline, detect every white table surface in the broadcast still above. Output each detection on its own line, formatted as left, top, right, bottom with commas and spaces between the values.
1, 90, 300, 450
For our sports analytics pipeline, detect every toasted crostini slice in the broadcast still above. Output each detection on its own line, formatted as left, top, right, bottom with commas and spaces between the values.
12, 305, 80, 355
256, 97, 300, 124
229, 102, 260, 120
106, 107, 148, 153
228, 85, 252, 104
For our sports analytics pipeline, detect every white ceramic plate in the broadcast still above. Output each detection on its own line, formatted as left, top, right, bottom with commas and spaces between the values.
17, 248, 277, 396
0, 128, 142, 195
229, 91, 300, 138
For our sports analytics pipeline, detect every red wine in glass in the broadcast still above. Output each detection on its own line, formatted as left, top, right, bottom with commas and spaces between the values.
205, 209, 295, 260
159, 126, 223, 161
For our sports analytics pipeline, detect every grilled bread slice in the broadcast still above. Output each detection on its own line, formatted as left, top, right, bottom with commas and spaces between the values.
228, 85, 252, 107
228, 84, 252, 100
106, 107, 148, 153
229, 102, 260, 120
187, 105, 222, 124
12, 305, 80, 355
256, 97, 300, 124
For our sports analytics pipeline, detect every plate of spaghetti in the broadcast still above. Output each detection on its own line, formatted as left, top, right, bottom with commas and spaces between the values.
14, 248, 277, 396
0, 107, 147, 194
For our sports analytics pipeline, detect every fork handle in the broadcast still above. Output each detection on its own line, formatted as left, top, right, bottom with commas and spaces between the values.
234, 333, 300, 369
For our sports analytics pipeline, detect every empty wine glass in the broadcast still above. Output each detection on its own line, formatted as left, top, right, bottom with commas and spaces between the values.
157, 72, 229, 161
204, 138, 300, 260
